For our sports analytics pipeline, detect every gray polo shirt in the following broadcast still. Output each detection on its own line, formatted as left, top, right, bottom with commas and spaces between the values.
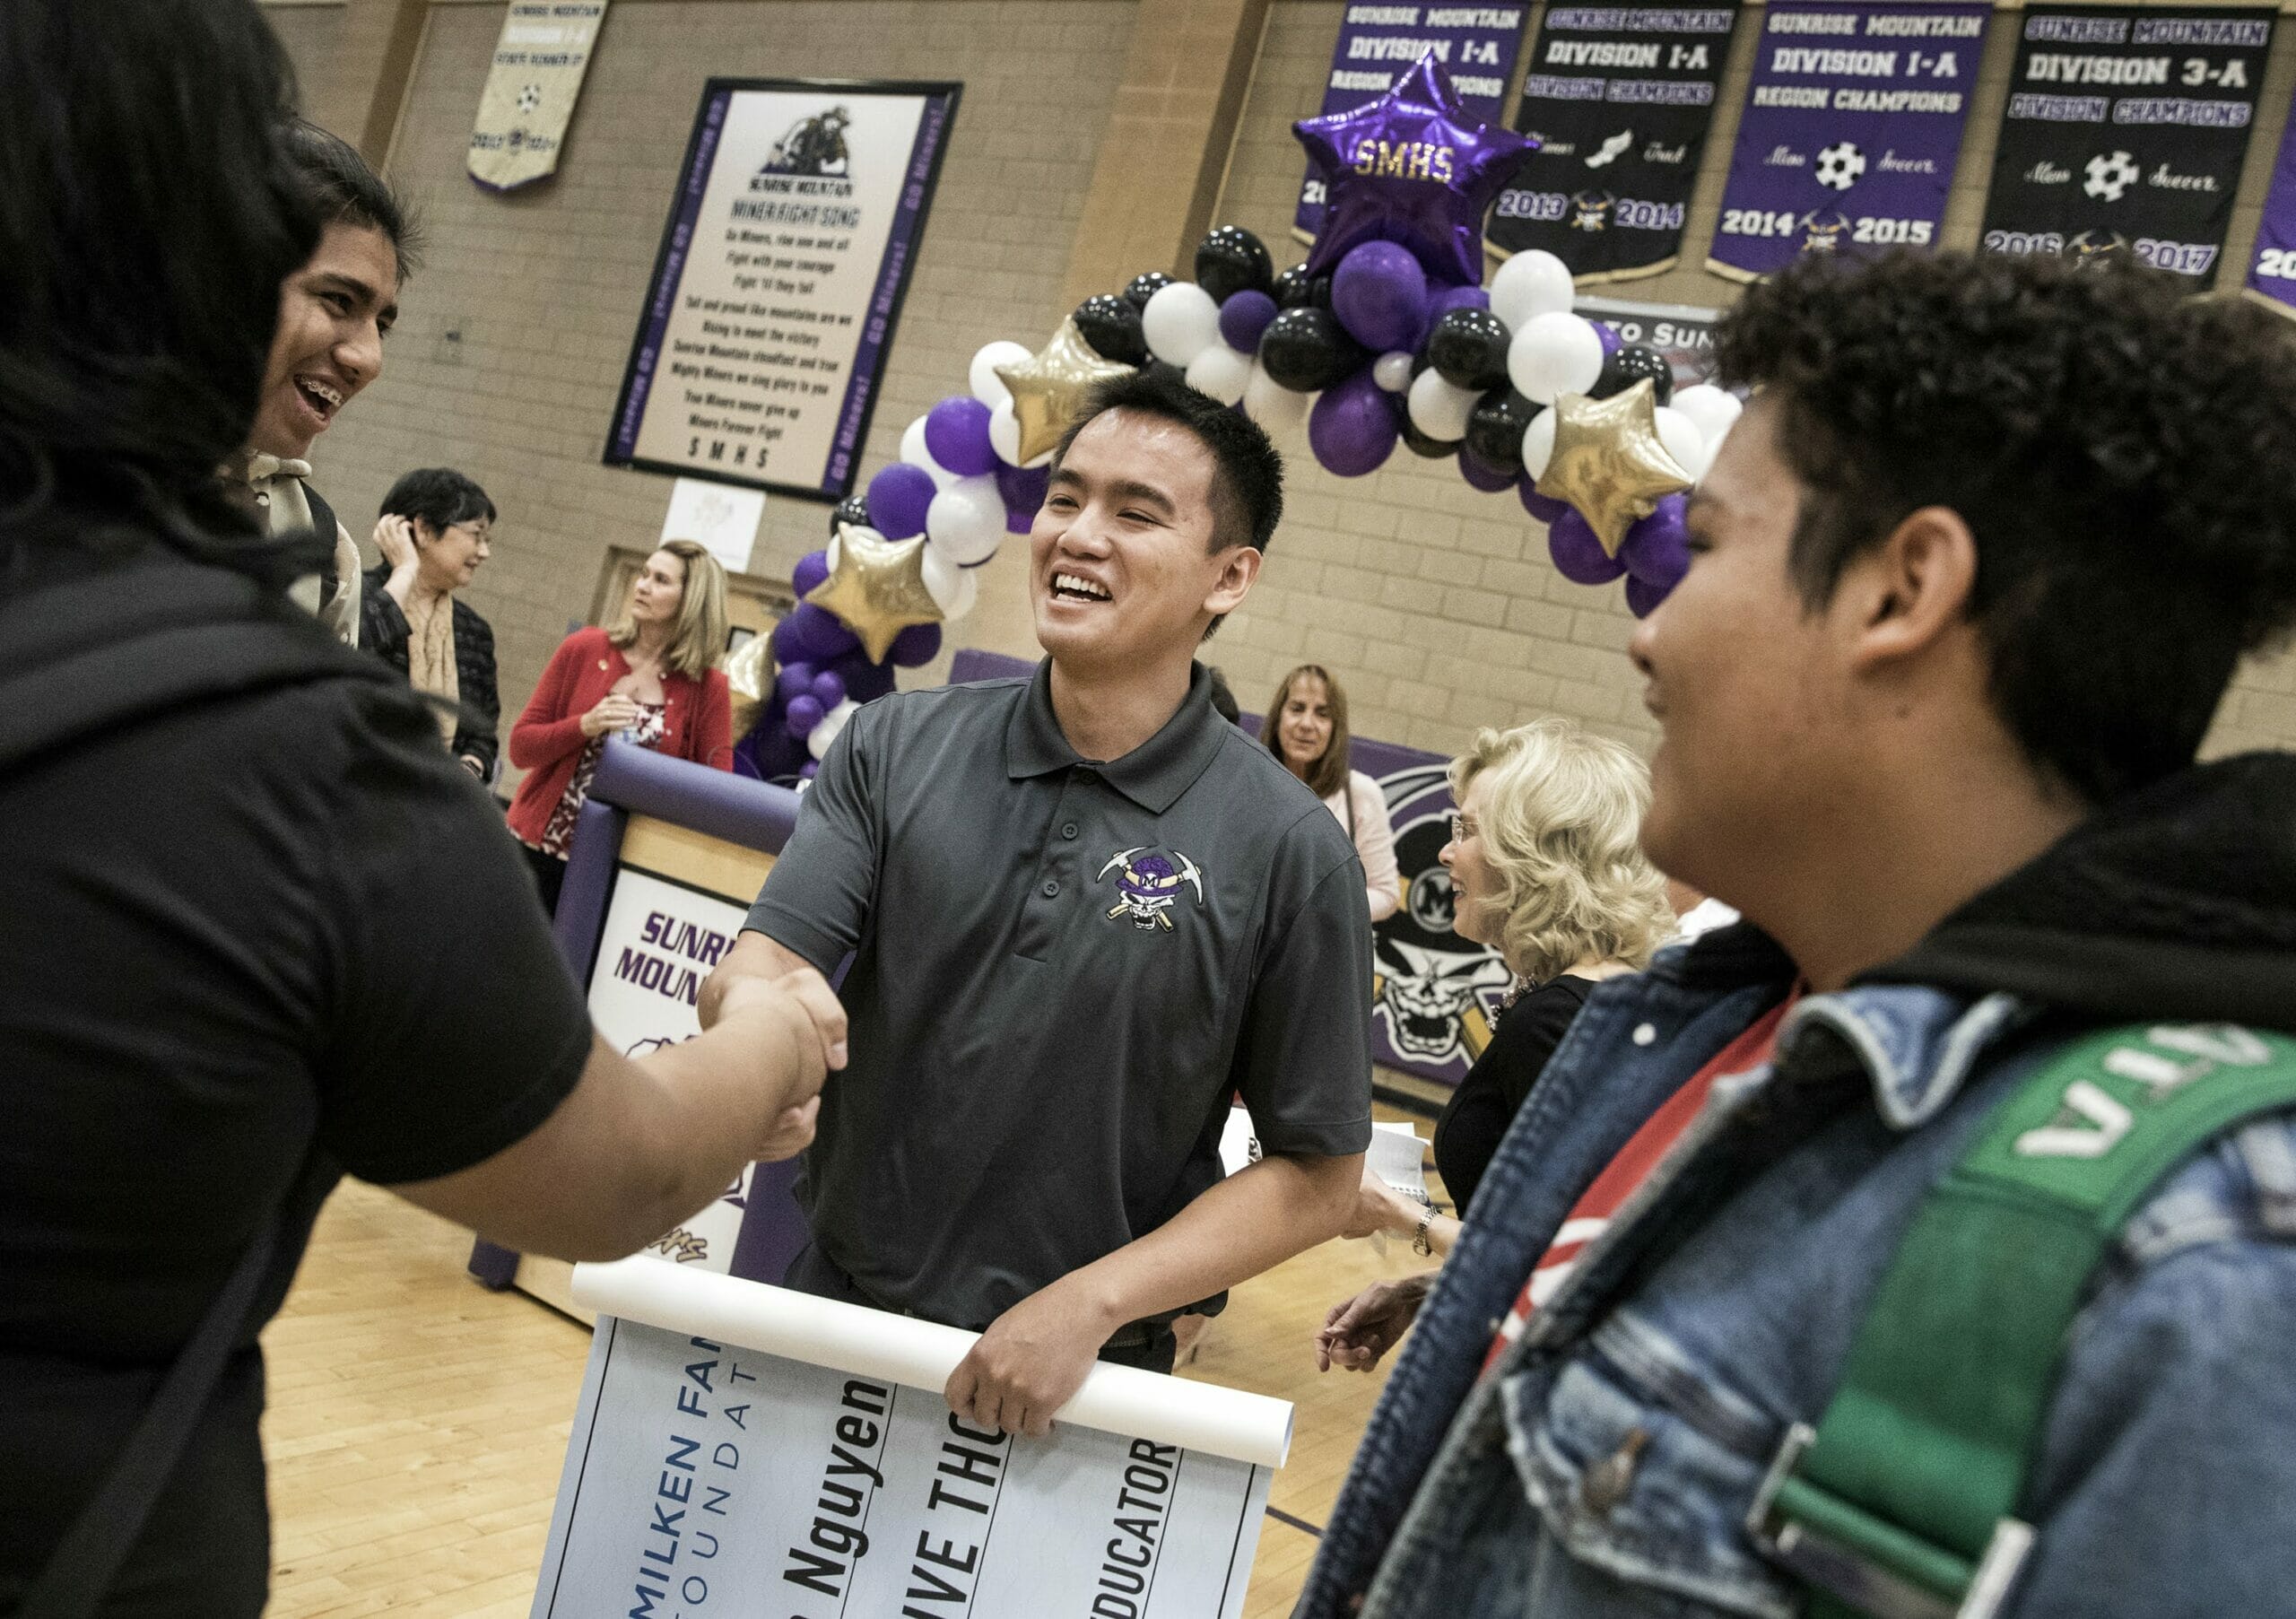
747, 659, 1374, 1327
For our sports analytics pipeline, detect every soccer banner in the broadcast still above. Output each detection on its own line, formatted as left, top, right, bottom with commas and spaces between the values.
1708, 0, 1990, 281
1295, 4, 1531, 244
1979, 5, 2274, 285
531, 1261, 1285, 1618
1489, 3, 1742, 282
469, 1, 607, 192
2243, 86, 2296, 313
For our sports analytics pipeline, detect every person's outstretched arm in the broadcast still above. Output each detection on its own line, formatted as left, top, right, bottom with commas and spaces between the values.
393, 972, 843, 1259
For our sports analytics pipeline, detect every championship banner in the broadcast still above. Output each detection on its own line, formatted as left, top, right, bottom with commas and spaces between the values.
469, 1, 607, 192
531, 1255, 1286, 1617
1979, 5, 2274, 284
2243, 85, 2296, 313
1294, 4, 1531, 244
1488, 3, 1742, 282
608, 79, 961, 501
1708, 0, 1990, 281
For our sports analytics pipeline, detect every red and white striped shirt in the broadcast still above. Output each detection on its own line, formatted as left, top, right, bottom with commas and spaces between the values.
1483, 997, 1796, 1373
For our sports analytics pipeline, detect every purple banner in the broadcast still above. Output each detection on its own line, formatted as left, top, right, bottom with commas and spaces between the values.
606, 79, 961, 502
1295, 4, 1532, 243
2246, 83, 2296, 312
1706, 0, 1990, 280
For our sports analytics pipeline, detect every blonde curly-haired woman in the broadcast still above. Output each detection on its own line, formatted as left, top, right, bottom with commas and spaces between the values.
1317, 718, 1674, 1372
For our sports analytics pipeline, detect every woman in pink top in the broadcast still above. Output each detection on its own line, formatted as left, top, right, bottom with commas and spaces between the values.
1265, 664, 1401, 922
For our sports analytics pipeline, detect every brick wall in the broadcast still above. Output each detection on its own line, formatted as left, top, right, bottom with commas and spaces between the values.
283, 0, 1137, 749
1210, 0, 2296, 759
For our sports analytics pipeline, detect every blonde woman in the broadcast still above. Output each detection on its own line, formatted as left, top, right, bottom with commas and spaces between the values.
1265, 664, 1401, 921
508, 539, 734, 908
1316, 718, 1673, 1372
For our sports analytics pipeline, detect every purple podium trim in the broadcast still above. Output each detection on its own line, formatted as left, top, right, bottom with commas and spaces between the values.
590, 737, 802, 852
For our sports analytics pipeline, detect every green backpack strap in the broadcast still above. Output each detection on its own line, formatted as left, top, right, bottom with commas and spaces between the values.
1746, 1022, 2296, 1619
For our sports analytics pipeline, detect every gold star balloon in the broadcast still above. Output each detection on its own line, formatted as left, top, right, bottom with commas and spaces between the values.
724, 630, 774, 736
1540, 379, 1694, 556
804, 522, 944, 663
996, 317, 1135, 463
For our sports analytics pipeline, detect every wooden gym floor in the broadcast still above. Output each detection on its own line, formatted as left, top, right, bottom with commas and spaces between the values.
259, 1101, 1445, 1617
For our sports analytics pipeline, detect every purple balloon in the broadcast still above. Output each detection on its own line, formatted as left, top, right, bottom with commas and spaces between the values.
1457, 448, 1515, 492
1308, 370, 1401, 478
1518, 479, 1571, 525
1625, 574, 1672, 619
792, 548, 831, 598
1331, 240, 1429, 353
780, 602, 860, 660
1220, 289, 1280, 353
1547, 509, 1629, 586
924, 396, 997, 477
888, 622, 943, 667
1620, 494, 1691, 588
1595, 320, 1623, 357
800, 760, 821, 781
867, 462, 938, 540
784, 693, 825, 737
996, 460, 1050, 535
844, 657, 899, 703
1293, 56, 1535, 286
774, 661, 817, 705
809, 670, 848, 710
737, 723, 807, 785
1430, 283, 1492, 319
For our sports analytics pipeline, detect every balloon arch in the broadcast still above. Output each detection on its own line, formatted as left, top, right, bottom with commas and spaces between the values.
732, 50, 1741, 786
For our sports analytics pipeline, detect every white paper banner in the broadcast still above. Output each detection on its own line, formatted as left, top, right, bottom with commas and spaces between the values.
589, 870, 752, 1272
532, 1264, 1284, 1617
662, 476, 766, 578
469, 1, 607, 193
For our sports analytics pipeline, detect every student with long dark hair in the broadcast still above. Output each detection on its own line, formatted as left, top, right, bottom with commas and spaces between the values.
0, 6, 843, 1613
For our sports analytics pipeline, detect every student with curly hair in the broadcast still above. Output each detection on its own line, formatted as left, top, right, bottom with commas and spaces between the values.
1317, 718, 1671, 1371
1298, 250, 2296, 1619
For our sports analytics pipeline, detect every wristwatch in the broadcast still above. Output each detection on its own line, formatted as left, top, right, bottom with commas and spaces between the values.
1411, 1205, 1437, 1257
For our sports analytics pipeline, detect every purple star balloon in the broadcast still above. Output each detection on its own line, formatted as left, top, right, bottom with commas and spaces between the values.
1292, 51, 1535, 288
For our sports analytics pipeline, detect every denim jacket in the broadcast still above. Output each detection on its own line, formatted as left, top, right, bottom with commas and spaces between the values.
1296, 923, 2296, 1619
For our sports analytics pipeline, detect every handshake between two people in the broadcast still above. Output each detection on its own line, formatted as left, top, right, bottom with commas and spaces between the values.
698, 930, 848, 1162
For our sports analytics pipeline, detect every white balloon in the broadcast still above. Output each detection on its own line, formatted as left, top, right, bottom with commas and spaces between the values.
989, 397, 1053, 469
1653, 405, 1708, 481
1241, 361, 1310, 434
926, 474, 1007, 566
1141, 281, 1222, 368
1186, 343, 1254, 405
900, 415, 960, 487
1521, 409, 1557, 482
806, 712, 846, 761
824, 529, 845, 572
1406, 369, 1477, 441
1371, 351, 1416, 393
1670, 383, 1743, 452
1489, 250, 1576, 330
1509, 312, 1605, 405
970, 340, 1032, 409
919, 543, 979, 622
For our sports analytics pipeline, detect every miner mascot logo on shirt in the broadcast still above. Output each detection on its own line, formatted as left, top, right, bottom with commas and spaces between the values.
1096, 847, 1205, 931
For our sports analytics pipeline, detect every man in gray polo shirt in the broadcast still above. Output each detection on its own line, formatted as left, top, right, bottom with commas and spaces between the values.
700, 370, 1372, 1434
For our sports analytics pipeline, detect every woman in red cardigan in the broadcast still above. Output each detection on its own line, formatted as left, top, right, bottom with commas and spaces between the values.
509, 538, 734, 908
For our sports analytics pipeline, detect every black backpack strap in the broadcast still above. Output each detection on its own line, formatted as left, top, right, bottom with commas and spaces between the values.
302, 483, 343, 614
13, 1221, 281, 1619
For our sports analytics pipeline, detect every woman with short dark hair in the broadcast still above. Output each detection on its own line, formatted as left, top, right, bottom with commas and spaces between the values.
362, 467, 501, 778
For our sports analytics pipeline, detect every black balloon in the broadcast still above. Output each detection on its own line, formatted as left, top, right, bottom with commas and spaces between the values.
831, 492, 870, 533
1425, 309, 1512, 393
1592, 344, 1674, 405
1257, 307, 1366, 393
1124, 271, 1173, 309
1273, 264, 1332, 309
1195, 225, 1274, 303
1073, 292, 1148, 364
1399, 416, 1458, 457
1465, 388, 1540, 474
